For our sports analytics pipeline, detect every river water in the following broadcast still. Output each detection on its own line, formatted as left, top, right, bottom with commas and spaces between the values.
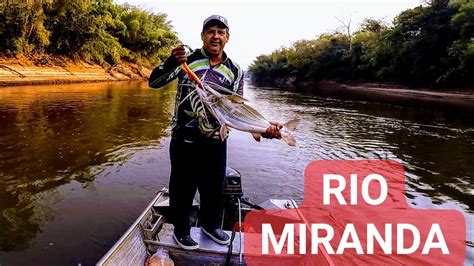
0, 81, 472, 265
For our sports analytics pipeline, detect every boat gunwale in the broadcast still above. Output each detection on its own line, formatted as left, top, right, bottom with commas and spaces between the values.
96, 188, 167, 265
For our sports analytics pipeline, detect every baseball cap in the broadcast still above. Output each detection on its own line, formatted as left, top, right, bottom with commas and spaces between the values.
203, 15, 229, 30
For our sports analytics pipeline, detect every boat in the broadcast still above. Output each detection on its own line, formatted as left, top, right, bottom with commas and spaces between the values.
97, 168, 334, 265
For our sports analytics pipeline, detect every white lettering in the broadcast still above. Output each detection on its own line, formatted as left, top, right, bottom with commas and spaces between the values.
260, 222, 447, 256
361, 174, 387, 205
397, 223, 420, 254
336, 224, 364, 254
350, 174, 358, 205
262, 223, 294, 255
367, 223, 392, 254
311, 223, 335, 254
422, 224, 449, 254
299, 223, 306, 254
323, 174, 346, 205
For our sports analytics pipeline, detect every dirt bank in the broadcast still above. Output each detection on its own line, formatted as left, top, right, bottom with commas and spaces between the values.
0, 56, 151, 87
316, 80, 474, 110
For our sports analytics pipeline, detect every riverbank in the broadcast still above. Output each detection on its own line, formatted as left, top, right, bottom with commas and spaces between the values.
315, 80, 474, 110
0, 56, 151, 87
254, 78, 474, 110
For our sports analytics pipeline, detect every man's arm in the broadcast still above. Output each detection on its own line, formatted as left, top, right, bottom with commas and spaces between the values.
148, 46, 188, 89
148, 58, 181, 89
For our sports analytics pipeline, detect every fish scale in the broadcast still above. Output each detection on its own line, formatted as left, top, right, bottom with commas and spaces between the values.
216, 104, 267, 129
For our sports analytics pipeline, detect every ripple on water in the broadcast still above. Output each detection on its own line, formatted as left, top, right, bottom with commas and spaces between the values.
0, 82, 472, 264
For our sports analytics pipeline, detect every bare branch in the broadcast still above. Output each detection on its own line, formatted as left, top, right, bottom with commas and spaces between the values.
335, 15, 353, 50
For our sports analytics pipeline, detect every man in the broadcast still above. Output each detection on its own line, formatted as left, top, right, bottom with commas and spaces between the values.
148, 15, 280, 250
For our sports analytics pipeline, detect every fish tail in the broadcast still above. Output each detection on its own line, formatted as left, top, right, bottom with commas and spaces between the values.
281, 116, 300, 146
282, 116, 300, 132
281, 133, 297, 147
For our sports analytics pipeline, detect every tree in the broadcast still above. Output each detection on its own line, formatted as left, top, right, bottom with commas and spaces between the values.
335, 16, 353, 51
248, 0, 473, 88
0, 0, 51, 55
1, 0, 179, 66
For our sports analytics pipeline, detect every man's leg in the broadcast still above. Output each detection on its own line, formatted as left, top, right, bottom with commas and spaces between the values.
169, 137, 199, 249
198, 140, 229, 244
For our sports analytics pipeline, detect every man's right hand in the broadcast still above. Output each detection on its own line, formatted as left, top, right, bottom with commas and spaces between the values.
171, 45, 187, 64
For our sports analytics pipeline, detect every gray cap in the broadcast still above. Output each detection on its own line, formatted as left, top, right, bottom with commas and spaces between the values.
203, 15, 229, 30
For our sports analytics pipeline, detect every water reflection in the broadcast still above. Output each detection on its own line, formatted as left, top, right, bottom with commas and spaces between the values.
237, 85, 473, 263
244, 86, 473, 213
0, 81, 175, 251
0, 81, 472, 264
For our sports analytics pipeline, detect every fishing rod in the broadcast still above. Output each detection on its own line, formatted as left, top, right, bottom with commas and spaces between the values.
181, 62, 202, 87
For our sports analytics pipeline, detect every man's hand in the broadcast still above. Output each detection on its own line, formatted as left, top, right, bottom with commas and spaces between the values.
252, 122, 282, 142
171, 45, 187, 64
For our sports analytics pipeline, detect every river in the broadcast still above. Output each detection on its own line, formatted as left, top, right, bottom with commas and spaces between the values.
0, 81, 472, 265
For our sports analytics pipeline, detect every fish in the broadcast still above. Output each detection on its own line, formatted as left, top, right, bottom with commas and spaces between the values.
194, 81, 300, 146
180, 62, 300, 146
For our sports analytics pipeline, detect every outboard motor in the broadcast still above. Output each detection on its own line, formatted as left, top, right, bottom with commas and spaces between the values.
222, 167, 243, 229
223, 167, 244, 266
222, 167, 264, 265
223, 167, 243, 197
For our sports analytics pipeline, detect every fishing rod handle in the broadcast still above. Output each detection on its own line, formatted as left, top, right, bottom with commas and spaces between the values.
181, 63, 202, 86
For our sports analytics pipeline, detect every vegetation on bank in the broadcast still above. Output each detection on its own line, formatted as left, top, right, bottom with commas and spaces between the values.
0, 0, 179, 68
249, 0, 474, 89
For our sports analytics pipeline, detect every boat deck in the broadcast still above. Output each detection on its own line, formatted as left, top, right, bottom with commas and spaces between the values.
146, 223, 243, 254
98, 188, 334, 266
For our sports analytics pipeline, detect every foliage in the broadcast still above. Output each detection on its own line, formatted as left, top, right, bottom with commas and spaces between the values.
0, 0, 179, 67
249, 1, 474, 88
0, 1, 51, 55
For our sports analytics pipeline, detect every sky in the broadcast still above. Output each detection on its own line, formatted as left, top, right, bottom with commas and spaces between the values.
114, 0, 423, 69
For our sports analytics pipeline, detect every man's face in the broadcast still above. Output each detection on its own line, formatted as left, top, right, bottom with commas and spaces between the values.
201, 25, 229, 56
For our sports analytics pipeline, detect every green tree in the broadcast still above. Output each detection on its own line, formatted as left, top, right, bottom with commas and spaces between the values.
115, 4, 178, 66
251, 0, 473, 88
0, 0, 51, 55
352, 19, 390, 80
1, 0, 178, 67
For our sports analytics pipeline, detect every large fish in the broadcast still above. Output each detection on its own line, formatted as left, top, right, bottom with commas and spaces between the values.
181, 63, 300, 146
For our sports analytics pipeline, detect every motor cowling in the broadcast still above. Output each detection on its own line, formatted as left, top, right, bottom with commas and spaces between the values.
223, 167, 243, 197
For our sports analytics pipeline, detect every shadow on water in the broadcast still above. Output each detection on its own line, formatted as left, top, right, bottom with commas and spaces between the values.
0, 81, 175, 253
